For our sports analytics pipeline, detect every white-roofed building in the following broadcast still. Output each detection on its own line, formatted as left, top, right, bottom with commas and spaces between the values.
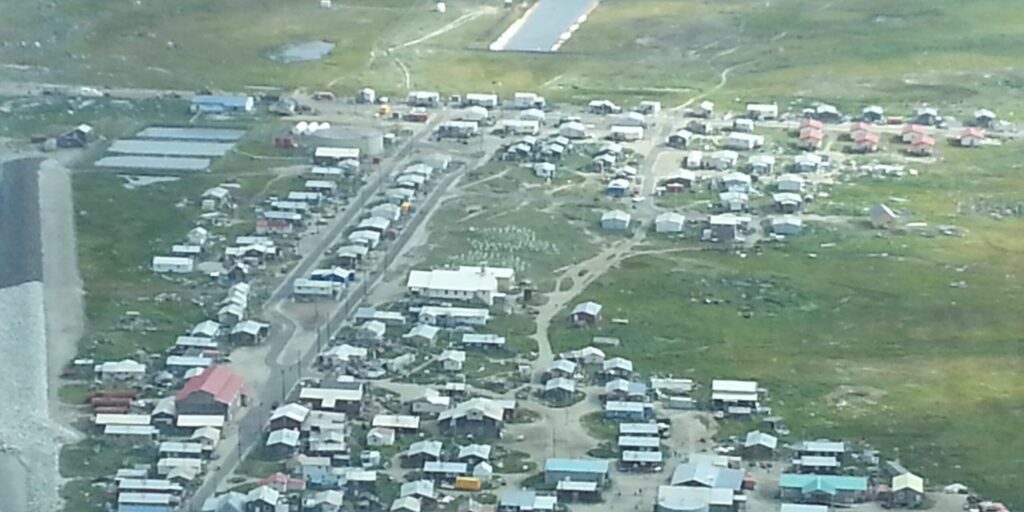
407, 268, 500, 305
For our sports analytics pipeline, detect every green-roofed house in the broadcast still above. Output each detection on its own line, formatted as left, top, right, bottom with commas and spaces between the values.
779, 474, 869, 505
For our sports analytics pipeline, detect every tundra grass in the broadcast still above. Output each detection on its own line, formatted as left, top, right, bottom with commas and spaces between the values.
551, 143, 1024, 506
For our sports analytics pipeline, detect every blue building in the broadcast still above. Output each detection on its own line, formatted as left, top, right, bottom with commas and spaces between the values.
544, 458, 611, 486
604, 400, 653, 421
778, 474, 869, 505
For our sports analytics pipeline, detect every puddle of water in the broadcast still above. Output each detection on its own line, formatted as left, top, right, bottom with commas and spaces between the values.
268, 41, 336, 63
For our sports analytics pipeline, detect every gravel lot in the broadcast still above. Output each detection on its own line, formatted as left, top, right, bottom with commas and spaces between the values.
0, 157, 75, 512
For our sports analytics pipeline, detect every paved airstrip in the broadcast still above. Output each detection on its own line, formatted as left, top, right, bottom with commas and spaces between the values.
491, 0, 599, 52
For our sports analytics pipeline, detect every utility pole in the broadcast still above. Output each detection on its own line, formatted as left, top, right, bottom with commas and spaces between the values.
280, 368, 286, 401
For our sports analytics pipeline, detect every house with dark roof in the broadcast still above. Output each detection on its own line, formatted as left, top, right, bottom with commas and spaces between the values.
175, 365, 247, 417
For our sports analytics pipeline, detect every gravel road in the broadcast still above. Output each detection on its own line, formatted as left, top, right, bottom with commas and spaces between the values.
0, 157, 66, 512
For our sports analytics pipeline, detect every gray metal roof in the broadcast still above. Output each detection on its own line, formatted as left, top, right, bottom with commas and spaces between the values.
670, 462, 745, 490
95, 155, 211, 172
136, 127, 245, 141
108, 139, 234, 157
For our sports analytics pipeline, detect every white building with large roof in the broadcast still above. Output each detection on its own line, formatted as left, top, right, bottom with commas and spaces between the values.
407, 268, 500, 305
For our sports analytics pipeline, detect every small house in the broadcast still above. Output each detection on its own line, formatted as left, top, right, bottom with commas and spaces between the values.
392, 497, 422, 512
547, 359, 578, 379
901, 124, 928, 143
94, 359, 147, 383
543, 377, 577, 401
407, 91, 441, 107
265, 428, 301, 458
746, 103, 778, 120
230, 320, 269, 345
655, 212, 686, 234
570, 301, 603, 325
812, 103, 842, 122
862, 105, 884, 123
499, 491, 557, 512
606, 178, 630, 197
721, 172, 751, 193
974, 108, 996, 128
773, 193, 803, 213
890, 472, 925, 508
908, 135, 936, 156
747, 154, 776, 174
695, 100, 714, 118
616, 111, 648, 128
152, 256, 194, 274
798, 128, 824, 150
719, 191, 749, 212
559, 121, 588, 139
708, 214, 741, 243
667, 129, 694, 148
912, 106, 939, 126
403, 324, 441, 345
464, 93, 499, 108
589, 99, 622, 115
175, 365, 247, 418
725, 132, 764, 150
602, 357, 634, 379
870, 203, 899, 229
191, 94, 254, 113
959, 128, 985, 147
852, 132, 880, 153
732, 118, 755, 133
637, 100, 662, 115
401, 480, 436, 501
609, 125, 644, 142
512, 92, 545, 109
366, 427, 396, 447
437, 397, 507, 439
457, 444, 493, 466
440, 350, 466, 372
708, 150, 739, 170
544, 458, 611, 486
741, 430, 778, 459
269, 403, 310, 431
406, 440, 444, 465
793, 153, 823, 173
461, 333, 507, 350
778, 474, 868, 505
600, 210, 631, 231
605, 379, 646, 402
562, 346, 606, 365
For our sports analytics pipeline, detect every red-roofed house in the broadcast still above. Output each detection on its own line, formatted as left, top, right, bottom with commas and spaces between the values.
176, 365, 248, 417
849, 122, 874, 140
959, 128, 985, 147
798, 128, 824, 150
901, 124, 928, 143
908, 135, 936, 156
852, 132, 880, 153
799, 118, 824, 131
260, 472, 307, 493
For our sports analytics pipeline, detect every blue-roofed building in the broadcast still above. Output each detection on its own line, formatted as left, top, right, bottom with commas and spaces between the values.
191, 95, 255, 113
544, 458, 611, 486
604, 400, 654, 421
778, 474, 869, 505
118, 493, 173, 512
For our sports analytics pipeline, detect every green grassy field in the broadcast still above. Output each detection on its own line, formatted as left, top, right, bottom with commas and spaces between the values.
550, 144, 1024, 505
4, 0, 1024, 113
417, 163, 600, 292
